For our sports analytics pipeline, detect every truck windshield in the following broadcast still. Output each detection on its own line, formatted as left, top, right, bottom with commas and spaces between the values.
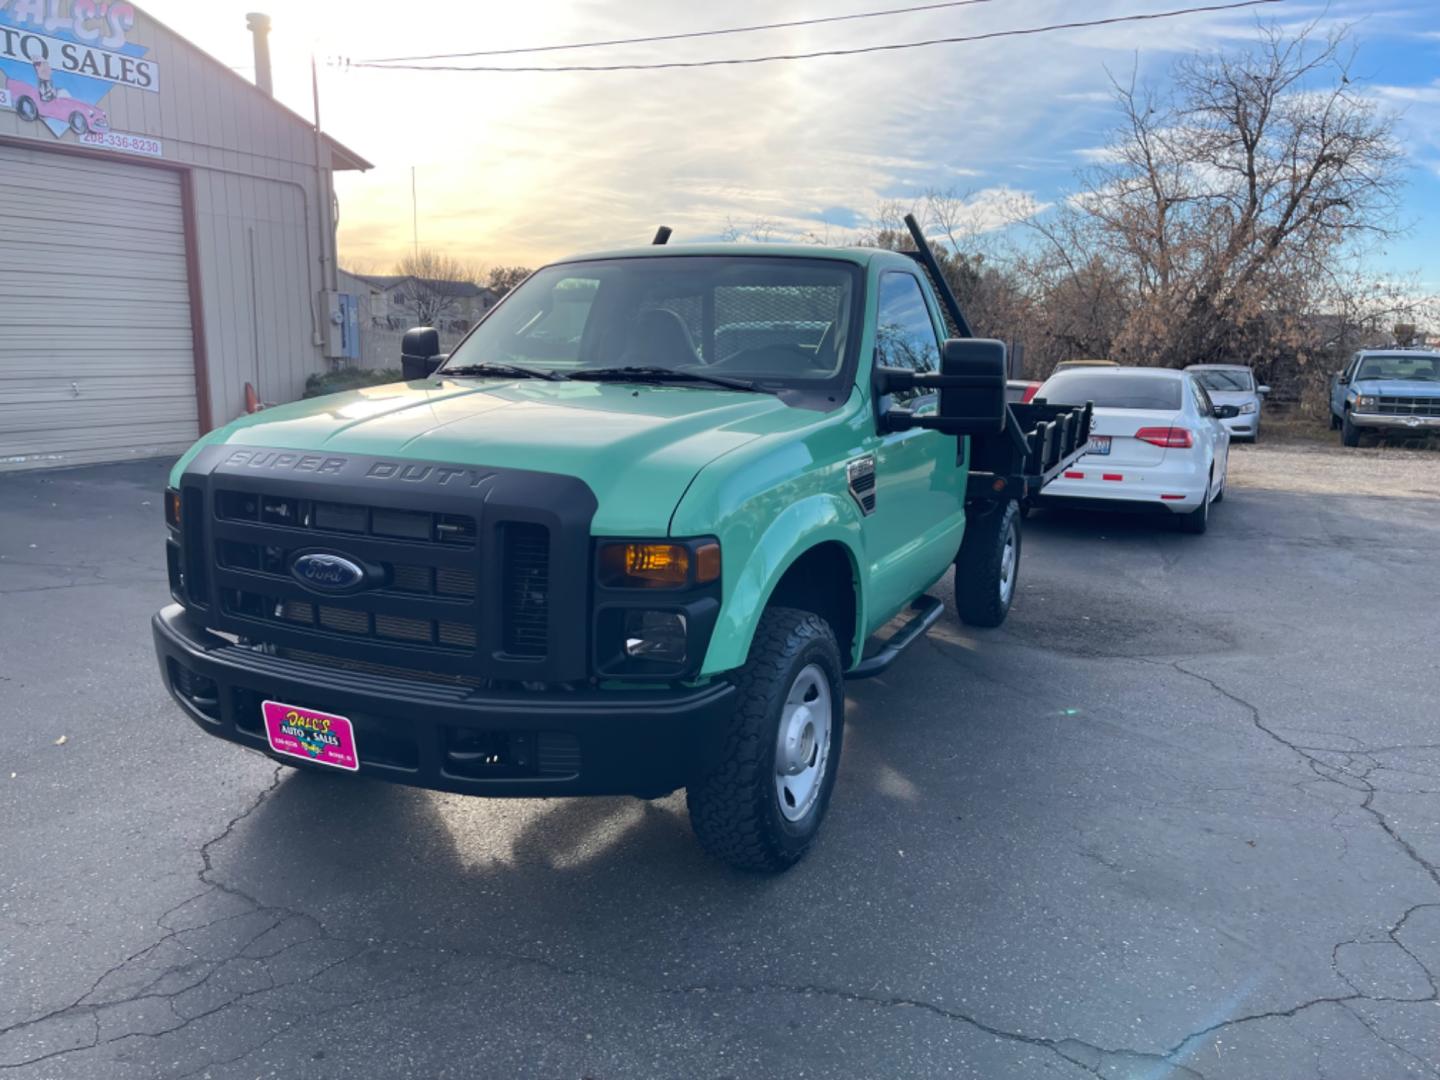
1355, 355, 1439, 382
1193, 369, 1253, 392
1039, 371, 1183, 411
440, 256, 860, 390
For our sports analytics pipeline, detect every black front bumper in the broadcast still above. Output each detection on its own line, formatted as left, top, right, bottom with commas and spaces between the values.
154, 605, 735, 798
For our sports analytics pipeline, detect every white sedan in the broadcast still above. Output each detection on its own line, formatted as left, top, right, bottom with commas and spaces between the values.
1032, 367, 1233, 534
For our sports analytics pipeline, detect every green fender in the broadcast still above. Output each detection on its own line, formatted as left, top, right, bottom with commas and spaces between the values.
700, 491, 867, 675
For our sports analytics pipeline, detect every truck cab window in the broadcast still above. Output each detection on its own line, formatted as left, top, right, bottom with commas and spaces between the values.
874, 273, 940, 404
507, 276, 601, 363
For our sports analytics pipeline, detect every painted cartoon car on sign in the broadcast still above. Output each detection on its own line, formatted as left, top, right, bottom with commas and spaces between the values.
5, 77, 111, 135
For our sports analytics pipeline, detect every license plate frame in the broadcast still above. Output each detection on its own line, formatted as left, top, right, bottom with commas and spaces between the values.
261, 700, 360, 771
1086, 436, 1113, 456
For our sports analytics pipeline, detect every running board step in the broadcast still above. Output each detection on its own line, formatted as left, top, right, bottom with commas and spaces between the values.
846, 595, 944, 680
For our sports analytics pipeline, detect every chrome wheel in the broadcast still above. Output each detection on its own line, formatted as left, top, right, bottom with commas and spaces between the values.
774, 663, 833, 822
998, 522, 1018, 606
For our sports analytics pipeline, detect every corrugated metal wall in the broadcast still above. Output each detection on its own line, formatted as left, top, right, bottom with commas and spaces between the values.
0, 144, 197, 469
190, 170, 317, 419
0, 4, 357, 466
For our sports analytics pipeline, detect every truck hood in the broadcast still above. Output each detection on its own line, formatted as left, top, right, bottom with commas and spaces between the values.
178, 378, 804, 535
1353, 379, 1440, 397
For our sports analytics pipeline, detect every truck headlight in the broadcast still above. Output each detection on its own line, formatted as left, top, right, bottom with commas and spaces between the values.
1239, 402, 1257, 415
593, 538, 722, 679
598, 540, 720, 589
624, 610, 688, 663
1355, 395, 1379, 409
165, 488, 182, 530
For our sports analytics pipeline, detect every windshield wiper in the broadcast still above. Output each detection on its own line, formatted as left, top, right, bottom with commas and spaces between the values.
439, 362, 569, 382
569, 366, 766, 393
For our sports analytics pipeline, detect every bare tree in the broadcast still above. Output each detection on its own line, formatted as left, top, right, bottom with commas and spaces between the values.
721, 216, 784, 243
860, 190, 1033, 342
1013, 247, 1131, 375
393, 248, 483, 326
487, 265, 532, 297
1041, 21, 1403, 373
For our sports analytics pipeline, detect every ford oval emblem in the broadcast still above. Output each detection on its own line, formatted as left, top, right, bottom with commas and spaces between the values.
290, 552, 369, 593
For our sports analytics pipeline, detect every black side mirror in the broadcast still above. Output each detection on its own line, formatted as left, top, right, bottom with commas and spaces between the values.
1337, 373, 1349, 385
401, 326, 444, 381
874, 338, 1007, 436
937, 338, 1007, 434
1214, 404, 1240, 419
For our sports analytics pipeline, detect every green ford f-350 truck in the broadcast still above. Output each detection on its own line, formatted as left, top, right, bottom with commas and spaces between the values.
153, 217, 1091, 872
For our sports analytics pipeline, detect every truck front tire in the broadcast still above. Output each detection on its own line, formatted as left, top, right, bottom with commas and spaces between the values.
955, 500, 1021, 628
687, 607, 845, 873
1341, 412, 1362, 447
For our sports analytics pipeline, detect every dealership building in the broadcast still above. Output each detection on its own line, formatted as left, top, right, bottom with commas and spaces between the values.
0, 3, 369, 471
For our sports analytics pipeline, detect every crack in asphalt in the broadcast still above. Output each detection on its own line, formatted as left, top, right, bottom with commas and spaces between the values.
7, 658, 1440, 1079
1154, 660, 1440, 1070
1338, 1000, 1440, 1078
0, 767, 293, 1070
655, 981, 1207, 1080
1170, 661, 1440, 892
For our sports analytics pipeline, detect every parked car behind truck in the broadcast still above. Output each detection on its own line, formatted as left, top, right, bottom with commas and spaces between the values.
153, 218, 1092, 873
1330, 349, 1440, 446
1032, 367, 1233, 534
1186, 364, 1269, 442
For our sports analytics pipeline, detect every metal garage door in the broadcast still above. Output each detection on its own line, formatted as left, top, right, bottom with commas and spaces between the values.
0, 143, 199, 472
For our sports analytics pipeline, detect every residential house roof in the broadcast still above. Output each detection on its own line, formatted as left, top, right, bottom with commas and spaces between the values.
350, 274, 497, 302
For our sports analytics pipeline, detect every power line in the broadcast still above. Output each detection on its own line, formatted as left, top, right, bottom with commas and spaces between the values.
357, 0, 1002, 64
348, 0, 1288, 74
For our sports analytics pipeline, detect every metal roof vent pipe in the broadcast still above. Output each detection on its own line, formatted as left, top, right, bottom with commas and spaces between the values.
246, 12, 273, 96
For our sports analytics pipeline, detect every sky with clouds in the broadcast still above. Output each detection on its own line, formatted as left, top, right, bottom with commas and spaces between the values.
141, 0, 1439, 289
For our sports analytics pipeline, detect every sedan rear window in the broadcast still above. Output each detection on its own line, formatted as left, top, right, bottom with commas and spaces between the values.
1038, 371, 1182, 411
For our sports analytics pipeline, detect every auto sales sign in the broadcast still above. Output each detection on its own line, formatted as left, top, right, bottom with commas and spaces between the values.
0, 0, 160, 150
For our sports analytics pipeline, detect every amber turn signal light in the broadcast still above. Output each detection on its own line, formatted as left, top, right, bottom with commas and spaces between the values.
165, 489, 182, 529
600, 543, 688, 588
598, 541, 721, 588
694, 541, 721, 584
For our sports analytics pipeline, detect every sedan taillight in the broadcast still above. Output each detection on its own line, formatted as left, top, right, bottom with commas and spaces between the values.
1135, 426, 1194, 448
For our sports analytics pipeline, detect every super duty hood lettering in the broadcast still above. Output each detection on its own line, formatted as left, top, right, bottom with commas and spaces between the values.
222, 449, 495, 489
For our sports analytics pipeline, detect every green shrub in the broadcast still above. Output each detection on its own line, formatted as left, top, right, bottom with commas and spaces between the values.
303, 368, 403, 398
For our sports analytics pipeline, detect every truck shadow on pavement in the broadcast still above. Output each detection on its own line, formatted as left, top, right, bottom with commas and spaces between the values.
206, 689, 981, 981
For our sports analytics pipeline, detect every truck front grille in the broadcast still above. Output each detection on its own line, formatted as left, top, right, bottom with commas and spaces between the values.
220, 587, 480, 651
1376, 396, 1440, 418
215, 490, 478, 546
502, 523, 550, 657
203, 487, 550, 678
175, 448, 597, 684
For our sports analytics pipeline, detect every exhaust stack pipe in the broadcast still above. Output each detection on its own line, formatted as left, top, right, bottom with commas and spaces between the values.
246, 12, 273, 97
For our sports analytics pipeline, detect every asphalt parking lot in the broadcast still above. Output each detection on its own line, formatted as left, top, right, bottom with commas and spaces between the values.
2, 442, 1438, 1080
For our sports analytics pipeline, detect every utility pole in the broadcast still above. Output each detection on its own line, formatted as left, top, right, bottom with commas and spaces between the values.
310, 52, 332, 292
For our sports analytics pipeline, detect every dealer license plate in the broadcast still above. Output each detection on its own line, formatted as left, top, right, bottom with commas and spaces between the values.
262, 700, 360, 771
1086, 436, 1112, 456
